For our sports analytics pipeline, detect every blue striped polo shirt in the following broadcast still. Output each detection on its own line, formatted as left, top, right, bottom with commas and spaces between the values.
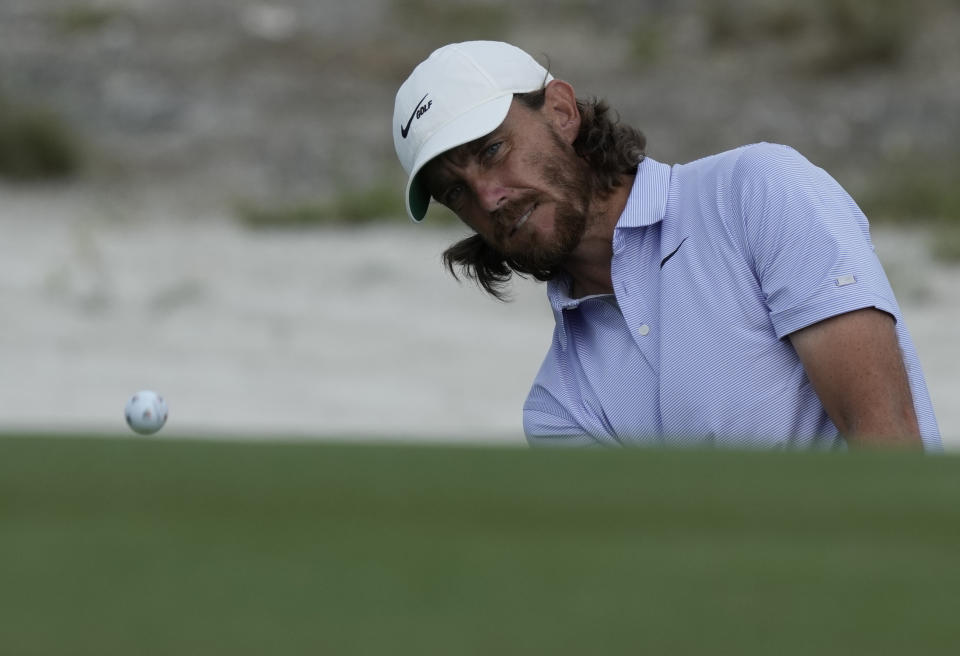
523, 143, 942, 450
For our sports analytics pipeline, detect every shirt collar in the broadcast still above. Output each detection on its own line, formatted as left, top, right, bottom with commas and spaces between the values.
546, 156, 671, 349
616, 156, 672, 230
547, 276, 612, 350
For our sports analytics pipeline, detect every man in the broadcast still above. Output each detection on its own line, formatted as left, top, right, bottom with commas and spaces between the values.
392, 40, 941, 450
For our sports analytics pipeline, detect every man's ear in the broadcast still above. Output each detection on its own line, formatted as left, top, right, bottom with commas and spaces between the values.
542, 80, 580, 145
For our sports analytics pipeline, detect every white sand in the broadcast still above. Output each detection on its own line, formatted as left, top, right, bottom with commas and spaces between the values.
1, 188, 956, 448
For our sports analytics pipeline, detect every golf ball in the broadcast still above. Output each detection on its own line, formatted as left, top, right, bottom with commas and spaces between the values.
124, 390, 169, 435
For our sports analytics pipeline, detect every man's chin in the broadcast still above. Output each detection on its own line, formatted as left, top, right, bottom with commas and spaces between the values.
506, 234, 576, 273
496, 203, 586, 271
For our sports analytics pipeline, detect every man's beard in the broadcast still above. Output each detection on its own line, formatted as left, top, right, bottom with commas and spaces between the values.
490, 138, 592, 275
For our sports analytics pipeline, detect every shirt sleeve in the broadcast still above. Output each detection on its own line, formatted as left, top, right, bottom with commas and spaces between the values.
523, 384, 602, 447
729, 143, 899, 339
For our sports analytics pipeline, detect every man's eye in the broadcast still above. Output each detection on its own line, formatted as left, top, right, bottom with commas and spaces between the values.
482, 142, 501, 160
444, 184, 464, 205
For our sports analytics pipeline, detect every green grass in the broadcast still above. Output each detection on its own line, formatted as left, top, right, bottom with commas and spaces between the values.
0, 100, 81, 181
701, 0, 916, 74
857, 160, 960, 262
628, 21, 667, 67
809, 0, 914, 74
235, 185, 459, 228
235, 185, 404, 228
390, 0, 511, 42
860, 162, 960, 226
50, 3, 130, 34
2, 435, 959, 654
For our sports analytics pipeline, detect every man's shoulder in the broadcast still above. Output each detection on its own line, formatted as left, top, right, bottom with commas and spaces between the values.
661, 144, 772, 206
679, 142, 804, 174
660, 143, 818, 243
674, 143, 828, 207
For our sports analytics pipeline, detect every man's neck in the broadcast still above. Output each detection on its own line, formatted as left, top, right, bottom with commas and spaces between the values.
563, 172, 636, 298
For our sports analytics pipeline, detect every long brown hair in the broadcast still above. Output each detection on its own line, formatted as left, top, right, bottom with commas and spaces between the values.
442, 90, 647, 299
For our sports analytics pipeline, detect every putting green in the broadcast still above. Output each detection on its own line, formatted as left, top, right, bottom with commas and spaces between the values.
2, 435, 957, 655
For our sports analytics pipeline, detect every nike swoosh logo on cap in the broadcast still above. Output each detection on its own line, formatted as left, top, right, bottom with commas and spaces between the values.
400, 93, 429, 139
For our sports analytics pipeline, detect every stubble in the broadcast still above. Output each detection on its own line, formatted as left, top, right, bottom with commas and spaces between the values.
493, 129, 593, 275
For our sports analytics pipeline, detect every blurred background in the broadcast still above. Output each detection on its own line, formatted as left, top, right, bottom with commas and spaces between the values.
1, 0, 958, 445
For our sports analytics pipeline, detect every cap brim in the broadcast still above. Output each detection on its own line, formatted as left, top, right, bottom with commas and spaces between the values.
404, 93, 513, 222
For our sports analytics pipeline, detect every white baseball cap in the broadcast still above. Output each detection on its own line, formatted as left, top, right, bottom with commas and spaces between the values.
393, 41, 553, 222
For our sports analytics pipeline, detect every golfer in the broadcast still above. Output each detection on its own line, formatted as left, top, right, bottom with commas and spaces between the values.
393, 41, 940, 450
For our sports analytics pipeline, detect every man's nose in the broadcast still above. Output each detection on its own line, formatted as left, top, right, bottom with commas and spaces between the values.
473, 176, 508, 213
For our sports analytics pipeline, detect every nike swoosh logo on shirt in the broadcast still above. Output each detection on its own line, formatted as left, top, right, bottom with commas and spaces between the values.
660, 237, 688, 269
400, 93, 429, 139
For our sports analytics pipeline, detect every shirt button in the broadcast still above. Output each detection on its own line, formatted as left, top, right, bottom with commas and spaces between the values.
637, 324, 650, 336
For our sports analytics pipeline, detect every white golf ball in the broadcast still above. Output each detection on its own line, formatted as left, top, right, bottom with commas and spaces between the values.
124, 390, 169, 435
